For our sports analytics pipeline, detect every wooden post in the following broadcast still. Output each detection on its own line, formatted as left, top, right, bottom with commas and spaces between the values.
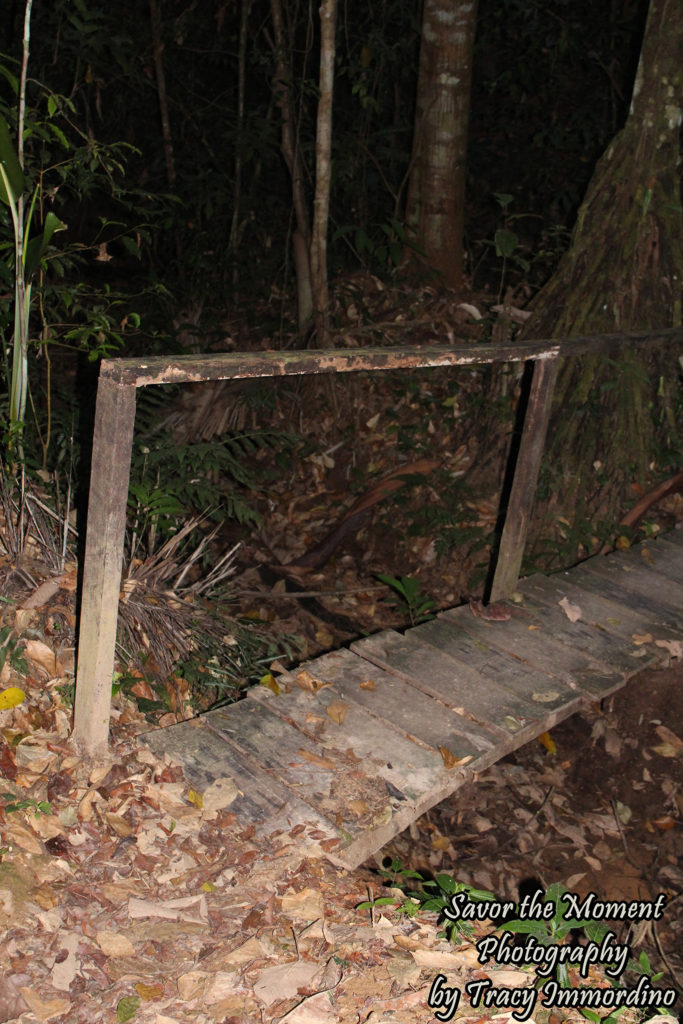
73, 376, 136, 756
489, 356, 559, 602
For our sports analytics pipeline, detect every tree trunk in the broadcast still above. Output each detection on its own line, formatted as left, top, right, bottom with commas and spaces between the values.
270, 0, 313, 334
406, 0, 478, 289
520, 0, 683, 548
309, 0, 337, 345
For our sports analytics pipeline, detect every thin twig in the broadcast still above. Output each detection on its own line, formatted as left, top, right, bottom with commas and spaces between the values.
233, 584, 387, 600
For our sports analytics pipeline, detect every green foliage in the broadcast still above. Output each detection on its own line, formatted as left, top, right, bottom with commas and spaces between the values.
116, 995, 140, 1023
376, 574, 434, 626
2, 791, 51, 816
358, 859, 496, 944
128, 414, 298, 558
0, 626, 28, 675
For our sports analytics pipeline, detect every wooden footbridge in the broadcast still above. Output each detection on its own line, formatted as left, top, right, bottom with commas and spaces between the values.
70, 327, 682, 868
142, 527, 682, 868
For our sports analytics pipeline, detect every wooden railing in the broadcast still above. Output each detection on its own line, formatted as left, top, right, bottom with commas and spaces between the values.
72, 328, 683, 754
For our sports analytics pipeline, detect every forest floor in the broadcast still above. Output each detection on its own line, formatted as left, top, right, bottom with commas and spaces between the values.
1, 279, 682, 1021
0, 632, 681, 1023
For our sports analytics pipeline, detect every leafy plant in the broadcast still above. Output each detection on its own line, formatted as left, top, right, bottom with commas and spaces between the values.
0, 626, 28, 675
358, 859, 496, 944
376, 573, 435, 625
2, 791, 50, 816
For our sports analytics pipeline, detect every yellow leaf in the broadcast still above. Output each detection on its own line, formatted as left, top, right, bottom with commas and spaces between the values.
615, 535, 631, 550
201, 881, 217, 892
0, 686, 25, 709
135, 982, 164, 1000
259, 672, 280, 695
360, 678, 376, 690
326, 699, 348, 725
187, 789, 203, 808
538, 731, 557, 755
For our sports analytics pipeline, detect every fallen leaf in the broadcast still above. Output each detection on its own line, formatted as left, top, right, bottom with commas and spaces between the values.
652, 815, 676, 831
655, 638, 683, 658
326, 699, 348, 725
439, 747, 463, 770
655, 725, 683, 748
296, 670, 330, 692
281, 887, 325, 920
24, 639, 61, 677
538, 731, 557, 754
296, 748, 336, 770
253, 960, 321, 1005
633, 632, 654, 645
177, 971, 208, 1001
259, 672, 281, 694
0, 686, 26, 710
96, 930, 136, 957
201, 776, 239, 812
559, 596, 582, 622
651, 742, 681, 759
134, 982, 164, 1000
19, 987, 71, 1021
360, 678, 375, 690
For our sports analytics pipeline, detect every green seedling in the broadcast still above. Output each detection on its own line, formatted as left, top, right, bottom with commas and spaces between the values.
376, 574, 435, 625
2, 791, 51, 816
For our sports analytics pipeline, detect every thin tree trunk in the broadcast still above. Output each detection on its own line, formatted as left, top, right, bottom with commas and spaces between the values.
229, 0, 252, 293
149, 0, 175, 187
406, 0, 478, 289
309, 0, 337, 345
270, 0, 313, 333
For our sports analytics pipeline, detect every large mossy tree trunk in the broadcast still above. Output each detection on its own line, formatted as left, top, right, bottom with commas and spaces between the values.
522, 0, 683, 549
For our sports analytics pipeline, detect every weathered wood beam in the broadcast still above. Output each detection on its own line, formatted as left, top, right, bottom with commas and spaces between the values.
73, 377, 136, 756
489, 357, 560, 601
99, 327, 683, 387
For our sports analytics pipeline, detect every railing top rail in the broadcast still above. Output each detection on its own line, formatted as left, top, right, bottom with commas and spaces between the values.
100, 328, 683, 388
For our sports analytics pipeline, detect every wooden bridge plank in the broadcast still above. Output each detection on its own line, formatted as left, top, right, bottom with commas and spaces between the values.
413, 609, 592, 700
287, 647, 502, 752
516, 571, 676, 647
576, 553, 683, 612
442, 604, 626, 698
512, 575, 644, 695
351, 628, 582, 747
136, 533, 682, 870
247, 673, 475, 801
141, 716, 337, 838
247, 679, 492, 866
567, 564, 682, 632
637, 537, 683, 586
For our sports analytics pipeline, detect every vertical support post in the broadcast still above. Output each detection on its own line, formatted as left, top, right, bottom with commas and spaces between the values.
73, 375, 136, 756
489, 355, 559, 602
